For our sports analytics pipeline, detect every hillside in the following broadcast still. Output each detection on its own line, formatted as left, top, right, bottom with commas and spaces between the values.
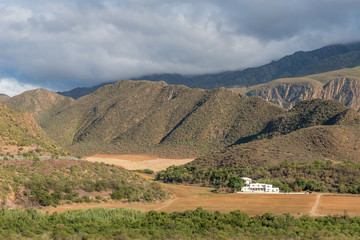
245, 66, 360, 110
58, 42, 360, 99
190, 100, 360, 168
0, 158, 167, 209
41, 80, 284, 157
57, 82, 113, 99
0, 94, 10, 103
0, 104, 62, 156
3, 89, 74, 126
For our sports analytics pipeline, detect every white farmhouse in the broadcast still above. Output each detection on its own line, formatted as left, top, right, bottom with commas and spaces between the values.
240, 177, 280, 193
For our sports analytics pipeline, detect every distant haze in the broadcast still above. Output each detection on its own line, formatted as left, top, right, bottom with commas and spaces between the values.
0, 0, 360, 95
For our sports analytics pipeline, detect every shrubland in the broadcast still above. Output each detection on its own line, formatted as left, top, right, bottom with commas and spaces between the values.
0, 207, 359, 239
0, 159, 167, 208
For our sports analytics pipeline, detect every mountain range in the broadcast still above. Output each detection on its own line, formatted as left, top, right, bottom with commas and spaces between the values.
2, 79, 359, 168
1, 42, 360, 168
58, 42, 360, 99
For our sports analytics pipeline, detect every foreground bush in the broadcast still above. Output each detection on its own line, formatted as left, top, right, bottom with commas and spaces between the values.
0, 207, 359, 239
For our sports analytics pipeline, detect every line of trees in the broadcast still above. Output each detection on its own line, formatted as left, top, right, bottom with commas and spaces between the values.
156, 160, 360, 193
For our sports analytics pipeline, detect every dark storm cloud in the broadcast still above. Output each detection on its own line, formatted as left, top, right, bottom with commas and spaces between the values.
0, 0, 359, 95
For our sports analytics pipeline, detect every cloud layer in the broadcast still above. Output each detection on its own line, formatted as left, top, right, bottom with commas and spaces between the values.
0, 0, 360, 91
0, 78, 38, 97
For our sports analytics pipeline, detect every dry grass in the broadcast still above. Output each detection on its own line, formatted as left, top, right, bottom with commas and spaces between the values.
84, 154, 194, 172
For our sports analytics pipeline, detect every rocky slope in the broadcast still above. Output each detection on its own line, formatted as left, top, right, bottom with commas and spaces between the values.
245, 67, 360, 110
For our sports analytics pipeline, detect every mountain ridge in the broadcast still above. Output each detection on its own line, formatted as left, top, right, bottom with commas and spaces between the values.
57, 42, 360, 99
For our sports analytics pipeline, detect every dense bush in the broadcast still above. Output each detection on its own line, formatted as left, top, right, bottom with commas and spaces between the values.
156, 160, 360, 193
0, 207, 359, 239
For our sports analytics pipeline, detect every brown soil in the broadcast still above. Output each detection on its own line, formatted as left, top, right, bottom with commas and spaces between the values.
84, 154, 194, 172
317, 195, 360, 216
156, 192, 316, 216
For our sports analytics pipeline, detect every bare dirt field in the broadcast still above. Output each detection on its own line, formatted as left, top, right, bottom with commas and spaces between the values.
84, 154, 194, 172
317, 195, 360, 216
156, 192, 317, 216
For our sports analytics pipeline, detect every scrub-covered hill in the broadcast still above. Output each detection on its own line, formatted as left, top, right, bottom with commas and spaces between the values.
41, 80, 284, 157
0, 104, 61, 156
0, 158, 167, 209
190, 100, 360, 168
3, 88, 74, 126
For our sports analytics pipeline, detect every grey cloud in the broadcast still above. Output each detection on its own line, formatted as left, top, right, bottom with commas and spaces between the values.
0, 0, 359, 91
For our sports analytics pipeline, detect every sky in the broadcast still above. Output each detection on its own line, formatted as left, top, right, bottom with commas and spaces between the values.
0, 0, 360, 96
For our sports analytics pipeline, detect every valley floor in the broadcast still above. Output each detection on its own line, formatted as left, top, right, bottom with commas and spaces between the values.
84, 154, 194, 172
42, 154, 360, 217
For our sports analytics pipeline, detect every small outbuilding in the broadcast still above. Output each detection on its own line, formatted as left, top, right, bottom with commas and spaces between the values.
241, 177, 253, 185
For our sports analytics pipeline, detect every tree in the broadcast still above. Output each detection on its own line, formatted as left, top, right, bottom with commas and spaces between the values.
282, 184, 292, 193
294, 178, 306, 190
228, 176, 244, 191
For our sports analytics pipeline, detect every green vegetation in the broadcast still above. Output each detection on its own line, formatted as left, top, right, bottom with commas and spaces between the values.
0, 159, 167, 207
0, 207, 359, 239
0, 104, 60, 154
190, 100, 360, 168
39, 80, 283, 157
134, 169, 155, 174
259, 99, 348, 136
156, 160, 360, 193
